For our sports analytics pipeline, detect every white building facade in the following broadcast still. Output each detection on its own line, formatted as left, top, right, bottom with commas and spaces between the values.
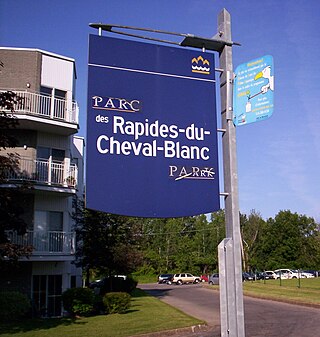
0, 47, 84, 317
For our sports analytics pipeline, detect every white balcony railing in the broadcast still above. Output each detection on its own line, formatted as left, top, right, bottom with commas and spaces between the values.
5, 157, 78, 188
0, 90, 79, 124
6, 230, 76, 254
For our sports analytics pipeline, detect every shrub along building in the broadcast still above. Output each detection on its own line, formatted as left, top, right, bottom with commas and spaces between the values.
0, 47, 84, 316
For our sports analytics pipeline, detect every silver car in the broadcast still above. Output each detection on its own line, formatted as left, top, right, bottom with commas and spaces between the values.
208, 273, 219, 285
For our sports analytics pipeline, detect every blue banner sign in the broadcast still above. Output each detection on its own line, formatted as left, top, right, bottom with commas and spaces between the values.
233, 55, 274, 126
86, 35, 219, 217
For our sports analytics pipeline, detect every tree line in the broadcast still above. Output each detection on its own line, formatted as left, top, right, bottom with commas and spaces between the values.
74, 201, 320, 280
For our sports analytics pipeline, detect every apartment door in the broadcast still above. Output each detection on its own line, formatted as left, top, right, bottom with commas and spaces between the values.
32, 275, 62, 317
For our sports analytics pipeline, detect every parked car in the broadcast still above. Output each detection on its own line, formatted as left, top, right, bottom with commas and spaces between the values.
262, 271, 277, 280
200, 275, 209, 282
274, 269, 299, 279
303, 270, 318, 277
208, 273, 219, 285
254, 272, 268, 280
89, 275, 126, 288
294, 270, 315, 278
242, 272, 254, 281
172, 273, 201, 285
89, 279, 102, 288
158, 274, 174, 284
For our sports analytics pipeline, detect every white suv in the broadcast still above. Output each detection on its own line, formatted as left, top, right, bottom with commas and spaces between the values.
274, 269, 299, 279
172, 273, 201, 285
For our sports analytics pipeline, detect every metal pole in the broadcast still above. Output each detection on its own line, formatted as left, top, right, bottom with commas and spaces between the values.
217, 8, 245, 337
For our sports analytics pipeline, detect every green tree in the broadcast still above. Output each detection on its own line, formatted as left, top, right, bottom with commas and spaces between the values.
141, 218, 169, 273
255, 210, 320, 270
240, 210, 266, 272
207, 210, 226, 271
74, 203, 143, 283
140, 217, 193, 274
189, 212, 227, 274
170, 216, 197, 273
189, 214, 211, 274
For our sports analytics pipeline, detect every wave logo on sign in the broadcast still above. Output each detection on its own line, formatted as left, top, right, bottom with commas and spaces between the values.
191, 56, 210, 75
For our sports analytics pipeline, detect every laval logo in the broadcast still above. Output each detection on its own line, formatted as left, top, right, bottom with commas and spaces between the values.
191, 56, 210, 75
169, 165, 215, 181
92, 96, 142, 113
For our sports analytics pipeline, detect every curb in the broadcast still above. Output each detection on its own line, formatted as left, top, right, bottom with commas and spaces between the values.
130, 324, 214, 337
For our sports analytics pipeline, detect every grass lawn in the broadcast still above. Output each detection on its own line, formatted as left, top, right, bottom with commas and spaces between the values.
0, 289, 204, 337
207, 277, 320, 307
132, 274, 157, 284
242, 277, 320, 306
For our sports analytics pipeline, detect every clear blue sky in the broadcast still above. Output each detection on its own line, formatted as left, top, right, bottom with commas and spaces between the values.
1, 0, 319, 222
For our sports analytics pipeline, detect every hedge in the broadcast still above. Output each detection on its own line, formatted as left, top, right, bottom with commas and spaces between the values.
0, 291, 31, 321
103, 292, 131, 314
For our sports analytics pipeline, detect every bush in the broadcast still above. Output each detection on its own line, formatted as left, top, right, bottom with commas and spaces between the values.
99, 276, 137, 295
103, 292, 131, 314
62, 287, 95, 316
72, 300, 94, 316
0, 291, 31, 321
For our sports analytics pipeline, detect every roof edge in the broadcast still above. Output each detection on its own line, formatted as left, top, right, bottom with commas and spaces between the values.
0, 47, 75, 63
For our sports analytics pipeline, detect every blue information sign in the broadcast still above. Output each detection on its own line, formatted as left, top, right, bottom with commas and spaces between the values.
86, 35, 219, 217
233, 55, 274, 126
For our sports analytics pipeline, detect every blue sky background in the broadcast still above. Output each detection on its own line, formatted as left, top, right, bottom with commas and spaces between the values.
1, 0, 319, 222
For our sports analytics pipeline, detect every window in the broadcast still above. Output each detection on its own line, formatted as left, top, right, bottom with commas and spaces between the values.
40, 86, 52, 96
34, 211, 63, 252
36, 147, 65, 184
55, 89, 66, 100
71, 275, 76, 288
36, 147, 50, 182
52, 149, 64, 164
48, 211, 63, 232
34, 210, 63, 231
48, 275, 62, 316
40, 86, 67, 119
54, 89, 67, 119
39, 86, 52, 116
37, 146, 50, 161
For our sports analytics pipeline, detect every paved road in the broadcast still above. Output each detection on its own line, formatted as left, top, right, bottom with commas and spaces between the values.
140, 283, 320, 337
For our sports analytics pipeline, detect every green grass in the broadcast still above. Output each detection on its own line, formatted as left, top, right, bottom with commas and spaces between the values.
242, 277, 320, 306
132, 274, 157, 284
4, 279, 319, 337
0, 289, 204, 337
207, 277, 320, 306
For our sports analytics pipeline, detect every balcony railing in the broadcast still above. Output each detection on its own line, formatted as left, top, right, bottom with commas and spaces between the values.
6, 230, 76, 255
0, 90, 79, 124
5, 157, 78, 188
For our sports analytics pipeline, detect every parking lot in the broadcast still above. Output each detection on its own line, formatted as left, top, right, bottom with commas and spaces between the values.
140, 283, 320, 337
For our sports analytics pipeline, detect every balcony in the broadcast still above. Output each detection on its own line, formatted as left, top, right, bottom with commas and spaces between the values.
6, 230, 76, 255
4, 156, 78, 190
0, 90, 79, 134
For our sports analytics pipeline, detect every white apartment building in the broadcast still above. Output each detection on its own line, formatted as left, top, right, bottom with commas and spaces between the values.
0, 47, 84, 316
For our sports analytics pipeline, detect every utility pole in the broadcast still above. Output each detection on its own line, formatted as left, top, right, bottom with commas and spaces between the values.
217, 9, 245, 337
